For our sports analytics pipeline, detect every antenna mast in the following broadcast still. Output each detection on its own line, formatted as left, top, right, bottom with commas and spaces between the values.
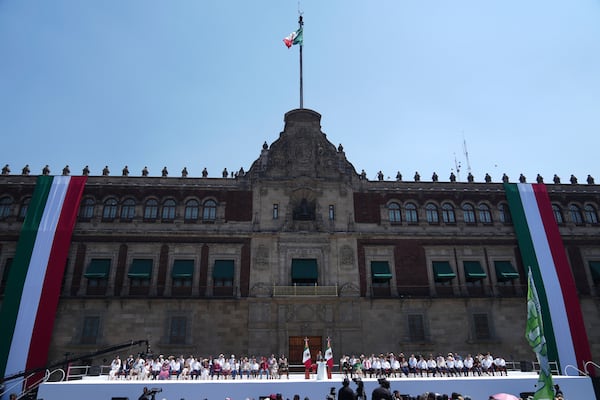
298, 13, 304, 109
463, 137, 472, 176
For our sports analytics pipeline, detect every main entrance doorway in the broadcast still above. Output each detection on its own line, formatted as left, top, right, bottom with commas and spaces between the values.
288, 336, 322, 365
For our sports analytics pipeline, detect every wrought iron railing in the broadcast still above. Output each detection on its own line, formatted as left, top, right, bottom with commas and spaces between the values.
272, 285, 338, 297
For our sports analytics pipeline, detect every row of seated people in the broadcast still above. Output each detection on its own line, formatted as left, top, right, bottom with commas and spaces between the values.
108, 353, 290, 380
339, 352, 507, 379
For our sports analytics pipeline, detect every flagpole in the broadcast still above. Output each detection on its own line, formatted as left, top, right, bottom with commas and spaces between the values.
298, 14, 304, 109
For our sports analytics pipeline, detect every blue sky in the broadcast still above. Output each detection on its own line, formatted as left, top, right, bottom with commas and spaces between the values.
1, 1, 600, 183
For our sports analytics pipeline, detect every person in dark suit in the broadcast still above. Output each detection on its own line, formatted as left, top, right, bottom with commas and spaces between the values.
372, 378, 392, 400
338, 378, 357, 400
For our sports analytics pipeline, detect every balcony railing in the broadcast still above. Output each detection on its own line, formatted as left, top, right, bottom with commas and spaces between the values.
272, 285, 338, 297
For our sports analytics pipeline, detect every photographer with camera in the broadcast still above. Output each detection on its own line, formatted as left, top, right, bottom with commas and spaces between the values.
353, 377, 366, 400
138, 386, 162, 400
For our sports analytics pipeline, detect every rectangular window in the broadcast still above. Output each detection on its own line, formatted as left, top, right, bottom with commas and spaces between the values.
170, 316, 187, 344
328, 205, 335, 221
432, 261, 456, 283
172, 259, 194, 295
408, 314, 425, 342
589, 261, 600, 284
273, 204, 279, 219
81, 316, 100, 344
472, 313, 491, 340
291, 258, 318, 286
494, 261, 519, 282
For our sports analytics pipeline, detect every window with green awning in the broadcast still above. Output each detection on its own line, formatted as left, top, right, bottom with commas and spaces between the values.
432, 261, 456, 282
464, 261, 487, 281
84, 259, 111, 279
128, 259, 153, 279
172, 260, 194, 278
494, 261, 519, 282
371, 261, 392, 281
291, 259, 318, 285
213, 260, 234, 279
589, 261, 600, 284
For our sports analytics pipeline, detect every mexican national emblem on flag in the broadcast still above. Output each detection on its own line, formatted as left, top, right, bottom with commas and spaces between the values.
526, 268, 555, 400
302, 338, 312, 368
325, 337, 333, 369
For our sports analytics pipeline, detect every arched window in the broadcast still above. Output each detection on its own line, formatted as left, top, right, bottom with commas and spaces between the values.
202, 199, 217, 221
498, 203, 512, 224
584, 205, 598, 224
184, 199, 199, 221
120, 198, 136, 220
80, 198, 95, 220
18, 197, 31, 220
388, 202, 401, 223
462, 203, 476, 224
102, 198, 118, 220
569, 204, 583, 224
405, 203, 418, 223
442, 203, 455, 223
144, 199, 159, 220
0, 196, 13, 218
425, 203, 439, 223
162, 199, 176, 220
478, 204, 492, 224
552, 204, 564, 224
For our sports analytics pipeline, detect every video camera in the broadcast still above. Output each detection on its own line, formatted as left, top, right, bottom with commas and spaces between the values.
148, 388, 162, 395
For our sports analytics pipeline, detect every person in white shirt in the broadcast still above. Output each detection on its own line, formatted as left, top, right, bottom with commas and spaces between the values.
494, 356, 507, 376
481, 353, 494, 375
417, 356, 428, 377
408, 354, 418, 377
426, 355, 437, 377
463, 354, 474, 376
454, 356, 464, 377
109, 355, 121, 380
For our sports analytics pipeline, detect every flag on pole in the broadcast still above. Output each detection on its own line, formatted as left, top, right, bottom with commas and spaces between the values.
325, 337, 333, 369
302, 338, 312, 368
526, 268, 555, 400
283, 28, 303, 48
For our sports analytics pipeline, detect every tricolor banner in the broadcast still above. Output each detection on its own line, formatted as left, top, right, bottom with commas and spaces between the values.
504, 183, 591, 373
0, 175, 86, 392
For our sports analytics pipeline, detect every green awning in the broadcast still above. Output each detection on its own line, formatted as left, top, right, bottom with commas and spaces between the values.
291, 259, 318, 280
84, 259, 111, 279
371, 261, 392, 280
464, 261, 487, 281
172, 260, 194, 278
494, 261, 519, 282
589, 261, 600, 283
213, 260, 234, 279
432, 261, 456, 282
128, 259, 153, 279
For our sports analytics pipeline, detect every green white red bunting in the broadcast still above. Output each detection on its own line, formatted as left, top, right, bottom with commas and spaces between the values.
504, 183, 591, 374
0, 175, 87, 392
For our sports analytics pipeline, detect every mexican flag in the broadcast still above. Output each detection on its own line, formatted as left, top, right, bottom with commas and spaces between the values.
302, 339, 312, 368
504, 183, 591, 373
0, 175, 87, 390
324, 338, 333, 369
283, 28, 303, 48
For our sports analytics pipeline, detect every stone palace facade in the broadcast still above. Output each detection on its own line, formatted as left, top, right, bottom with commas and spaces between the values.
1, 109, 599, 368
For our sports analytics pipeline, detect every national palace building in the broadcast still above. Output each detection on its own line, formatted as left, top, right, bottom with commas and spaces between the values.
1, 108, 599, 373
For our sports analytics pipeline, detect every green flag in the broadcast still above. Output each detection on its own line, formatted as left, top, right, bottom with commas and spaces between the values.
526, 268, 555, 400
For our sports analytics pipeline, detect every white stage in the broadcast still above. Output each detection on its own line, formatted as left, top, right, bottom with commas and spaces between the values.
35, 372, 597, 400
